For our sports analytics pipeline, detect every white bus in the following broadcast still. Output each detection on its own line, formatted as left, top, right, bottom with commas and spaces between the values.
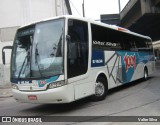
7, 16, 155, 103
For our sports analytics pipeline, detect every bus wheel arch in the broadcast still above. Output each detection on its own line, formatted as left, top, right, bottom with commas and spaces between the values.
91, 73, 108, 101
144, 66, 148, 80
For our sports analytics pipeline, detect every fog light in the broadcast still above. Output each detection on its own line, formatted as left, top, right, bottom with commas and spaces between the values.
12, 84, 19, 90
48, 81, 66, 89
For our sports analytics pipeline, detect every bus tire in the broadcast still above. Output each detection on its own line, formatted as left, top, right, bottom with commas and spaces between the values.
144, 68, 148, 80
91, 77, 108, 101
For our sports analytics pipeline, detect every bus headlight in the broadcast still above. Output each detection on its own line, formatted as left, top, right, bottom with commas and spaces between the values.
48, 81, 66, 89
12, 84, 19, 90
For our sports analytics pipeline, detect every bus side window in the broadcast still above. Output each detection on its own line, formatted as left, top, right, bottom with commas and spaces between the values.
147, 40, 153, 52
123, 40, 132, 51
91, 24, 123, 51
68, 30, 79, 63
130, 41, 137, 51
123, 34, 136, 52
67, 19, 89, 78
135, 38, 148, 52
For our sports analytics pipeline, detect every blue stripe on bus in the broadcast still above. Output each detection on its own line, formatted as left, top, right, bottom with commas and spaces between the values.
37, 76, 59, 87
117, 51, 137, 83
91, 50, 154, 83
11, 75, 59, 88
91, 49, 105, 67
116, 51, 154, 83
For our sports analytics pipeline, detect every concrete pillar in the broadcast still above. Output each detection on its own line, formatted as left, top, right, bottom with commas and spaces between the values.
141, 0, 152, 15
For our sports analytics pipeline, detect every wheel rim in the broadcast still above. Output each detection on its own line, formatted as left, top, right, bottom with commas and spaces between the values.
95, 82, 105, 96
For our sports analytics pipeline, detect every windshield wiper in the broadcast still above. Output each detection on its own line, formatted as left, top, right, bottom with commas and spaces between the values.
35, 43, 39, 64
17, 50, 30, 80
17, 36, 33, 80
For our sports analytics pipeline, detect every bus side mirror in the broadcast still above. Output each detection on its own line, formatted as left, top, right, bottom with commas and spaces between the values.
2, 46, 13, 65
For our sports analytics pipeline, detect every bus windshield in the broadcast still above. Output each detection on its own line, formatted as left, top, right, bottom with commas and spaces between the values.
11, 19, 64, 79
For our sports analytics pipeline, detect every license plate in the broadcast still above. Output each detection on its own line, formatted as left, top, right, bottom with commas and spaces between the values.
28, 95, 37, 100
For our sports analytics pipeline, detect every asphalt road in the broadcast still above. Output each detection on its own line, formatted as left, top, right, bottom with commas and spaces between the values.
0, 64, 160, 125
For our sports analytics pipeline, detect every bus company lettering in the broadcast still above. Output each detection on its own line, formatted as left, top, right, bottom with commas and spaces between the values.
124, 54, 136, 72
93, 59, 103, 64
93, 41, 116, 47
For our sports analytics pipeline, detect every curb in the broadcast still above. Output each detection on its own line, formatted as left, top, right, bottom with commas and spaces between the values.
0, 94, 13, 98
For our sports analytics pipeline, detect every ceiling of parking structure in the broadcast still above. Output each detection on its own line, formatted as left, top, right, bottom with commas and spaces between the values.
128, 13, 160, 41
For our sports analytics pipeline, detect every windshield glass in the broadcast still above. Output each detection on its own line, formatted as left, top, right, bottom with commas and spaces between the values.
11, 19, 64, 79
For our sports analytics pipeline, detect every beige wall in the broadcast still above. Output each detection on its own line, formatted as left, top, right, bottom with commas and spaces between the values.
0, 0, 69, 28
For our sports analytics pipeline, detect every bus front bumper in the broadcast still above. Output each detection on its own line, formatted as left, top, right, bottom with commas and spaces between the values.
12, 85, 74, 104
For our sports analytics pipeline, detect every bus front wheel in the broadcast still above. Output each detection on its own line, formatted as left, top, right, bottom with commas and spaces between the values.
91, 77, 108, 101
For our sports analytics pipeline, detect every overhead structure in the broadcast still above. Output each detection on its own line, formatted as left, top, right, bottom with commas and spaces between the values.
120, 0, 160, 41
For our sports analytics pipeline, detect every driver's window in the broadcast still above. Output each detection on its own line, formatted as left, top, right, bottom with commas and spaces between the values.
67, 19, 89, 78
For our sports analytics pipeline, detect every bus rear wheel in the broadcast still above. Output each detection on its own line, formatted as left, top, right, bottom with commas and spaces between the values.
91, 77, 108, 101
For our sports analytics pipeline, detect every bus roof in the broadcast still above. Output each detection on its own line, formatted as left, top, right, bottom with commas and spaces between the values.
20, 15, 151, 40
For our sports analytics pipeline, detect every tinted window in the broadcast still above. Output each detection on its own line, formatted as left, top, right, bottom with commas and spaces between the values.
91, 24, 123, 50
134, 37, 153, 52
91, 23, 152, 52
123, 34, 137, 51
67, 19, 88, 78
